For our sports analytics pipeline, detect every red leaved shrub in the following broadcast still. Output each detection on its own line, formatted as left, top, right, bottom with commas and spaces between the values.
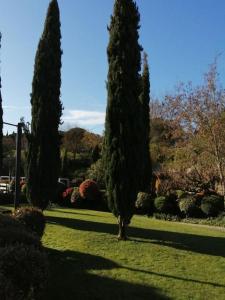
62, 187, 74, 199
79, 179, 100, 202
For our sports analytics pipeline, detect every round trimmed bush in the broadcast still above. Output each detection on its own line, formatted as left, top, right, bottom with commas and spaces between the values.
79, 179, 100, 202
0, 244, 48, 300
201, 195, 224, 217
136, 192, 153, 215
176, 190, 187, 199
13, 207, 46, 238
178, 197, 202, 217
0, 214, 48, 300
0, 214, 41, 248
71, 187, 85, 208
154, 196, 178, 214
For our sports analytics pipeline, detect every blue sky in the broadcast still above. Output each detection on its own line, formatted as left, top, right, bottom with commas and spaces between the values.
1, 0, 225, 134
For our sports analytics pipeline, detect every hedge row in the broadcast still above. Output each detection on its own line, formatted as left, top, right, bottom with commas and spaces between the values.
135, 192, 224, 218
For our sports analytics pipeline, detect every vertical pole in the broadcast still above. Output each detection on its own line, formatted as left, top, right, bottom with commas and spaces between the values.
14, 123, 22, 210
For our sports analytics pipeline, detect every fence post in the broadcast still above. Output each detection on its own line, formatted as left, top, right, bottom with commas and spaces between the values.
14, 122, 22, 210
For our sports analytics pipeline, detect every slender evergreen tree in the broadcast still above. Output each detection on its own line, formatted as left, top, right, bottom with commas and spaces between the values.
139, 53, 151, 192
27, 0, 62, 210
0, 33, 3, 174
104, 0, 142, 240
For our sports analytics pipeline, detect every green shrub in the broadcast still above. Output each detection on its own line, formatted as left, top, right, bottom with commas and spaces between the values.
0, 214, 41, 248
86, 159, 105, 189
154, 196, 178, 215
201, 195, 224, 217
136, 192, 154, 215
13, 207, 46, 238
178, 197, 202, 217
71, 187, 85, 208
176, 190, 187, 199
0, 244, 48, 300
0, 214, 48, 300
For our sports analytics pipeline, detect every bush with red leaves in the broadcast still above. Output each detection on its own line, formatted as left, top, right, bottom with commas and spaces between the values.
62, 187, 74, 199
79, 180, 100, 202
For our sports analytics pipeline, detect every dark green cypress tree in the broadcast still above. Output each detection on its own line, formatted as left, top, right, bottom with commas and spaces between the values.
92, 144, 100, 163
0, 33, 3, 175
61, 148, 68, 177
27, 0, 62, 210
104, 0, 142, 240
139, 52, 151, 192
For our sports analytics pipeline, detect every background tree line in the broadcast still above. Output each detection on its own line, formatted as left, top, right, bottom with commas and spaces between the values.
1, 127, 102, 179
150, 61, 225, 195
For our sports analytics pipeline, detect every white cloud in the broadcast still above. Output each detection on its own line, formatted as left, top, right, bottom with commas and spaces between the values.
62, 109, 105, 126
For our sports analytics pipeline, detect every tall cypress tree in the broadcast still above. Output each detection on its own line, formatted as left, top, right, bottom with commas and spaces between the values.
104, 0, 142, 240
0, 33, 3, 175
27, 0, 62, 210
139, 52, 151, 192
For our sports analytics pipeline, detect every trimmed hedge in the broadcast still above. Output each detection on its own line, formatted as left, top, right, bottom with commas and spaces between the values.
13, 207, 46, 238
0, 214, 41, 248
201, 195, 224, 217
154, 195, 178, 215
0, 213, 48, 299
136, 192, 153, 215
0, 244, 48, 300
178, 197, 202, 218
71, 187, 85, 208
79, 179, 100, 202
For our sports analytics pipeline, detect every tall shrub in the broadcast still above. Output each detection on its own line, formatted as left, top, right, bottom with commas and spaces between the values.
104, 0, 142, 240
27, 0, 62, 209
139, 52, 151, 192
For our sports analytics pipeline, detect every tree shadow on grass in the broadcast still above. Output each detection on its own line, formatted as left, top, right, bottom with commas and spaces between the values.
47, 215, 225, 258
44, 247, 170, 300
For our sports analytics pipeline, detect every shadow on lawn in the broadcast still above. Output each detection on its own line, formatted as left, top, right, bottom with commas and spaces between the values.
47, 215, 225, 258
45, 247, 170, 300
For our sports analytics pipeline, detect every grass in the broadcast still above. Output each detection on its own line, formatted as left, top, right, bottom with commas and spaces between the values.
2, 205, 225, 299
40, 207, 225, 300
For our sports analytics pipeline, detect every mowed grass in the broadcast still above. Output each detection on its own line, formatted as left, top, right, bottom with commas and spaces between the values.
37, 208, 225, 300
1, 204, 225, 299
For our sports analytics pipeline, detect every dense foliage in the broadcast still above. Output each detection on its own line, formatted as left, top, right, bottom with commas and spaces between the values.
27, 0, 62, 209
154, 195, 178, 215
178, 197, 202, 218
71, 187, 84, 207
139, 53, 151, 192
201, 195, 224, 217
150, 63, 225, 195
0, 214, 48, 300
135, 192, 153, 215
104, 0, 142, 239
13, 206, 46, 238
79, 179, 100, 202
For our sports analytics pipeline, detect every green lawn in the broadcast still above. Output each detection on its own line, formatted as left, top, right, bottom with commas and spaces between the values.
36, 208, 225, 300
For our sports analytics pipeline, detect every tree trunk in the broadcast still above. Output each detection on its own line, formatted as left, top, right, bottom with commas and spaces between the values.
117, 216, 127, 241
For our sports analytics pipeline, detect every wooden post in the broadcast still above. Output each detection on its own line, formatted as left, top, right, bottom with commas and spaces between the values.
14, 123, 22, 210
